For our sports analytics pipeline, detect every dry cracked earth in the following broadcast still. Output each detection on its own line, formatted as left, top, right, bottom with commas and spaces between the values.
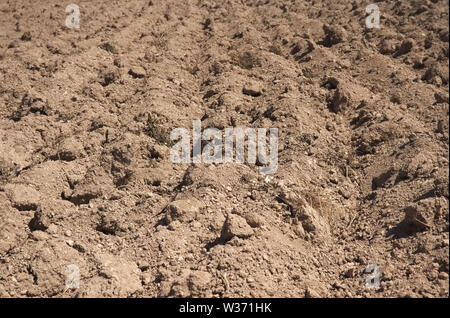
0, 0, 449, 298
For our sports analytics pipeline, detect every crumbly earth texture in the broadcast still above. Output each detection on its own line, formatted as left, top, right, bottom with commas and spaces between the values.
0, 0, 448, 298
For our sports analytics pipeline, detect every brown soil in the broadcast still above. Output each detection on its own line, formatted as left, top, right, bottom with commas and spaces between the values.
0, 0, 448, 298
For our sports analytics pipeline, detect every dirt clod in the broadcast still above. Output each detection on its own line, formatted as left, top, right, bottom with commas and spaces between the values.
242, 81, 263, 97
220, 213, 254, 241
28, 207, 51, 231
3, 184, 40, 211
0, 0, 447, 299
128, 66, 146, 79
165, 199, 204, 224
394, 38, 415, 57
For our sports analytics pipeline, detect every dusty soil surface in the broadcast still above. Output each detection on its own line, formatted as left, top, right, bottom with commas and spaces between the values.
0, 0, 448, 298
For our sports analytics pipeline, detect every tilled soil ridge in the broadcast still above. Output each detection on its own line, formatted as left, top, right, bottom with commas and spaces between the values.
0, 0, 448, 297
